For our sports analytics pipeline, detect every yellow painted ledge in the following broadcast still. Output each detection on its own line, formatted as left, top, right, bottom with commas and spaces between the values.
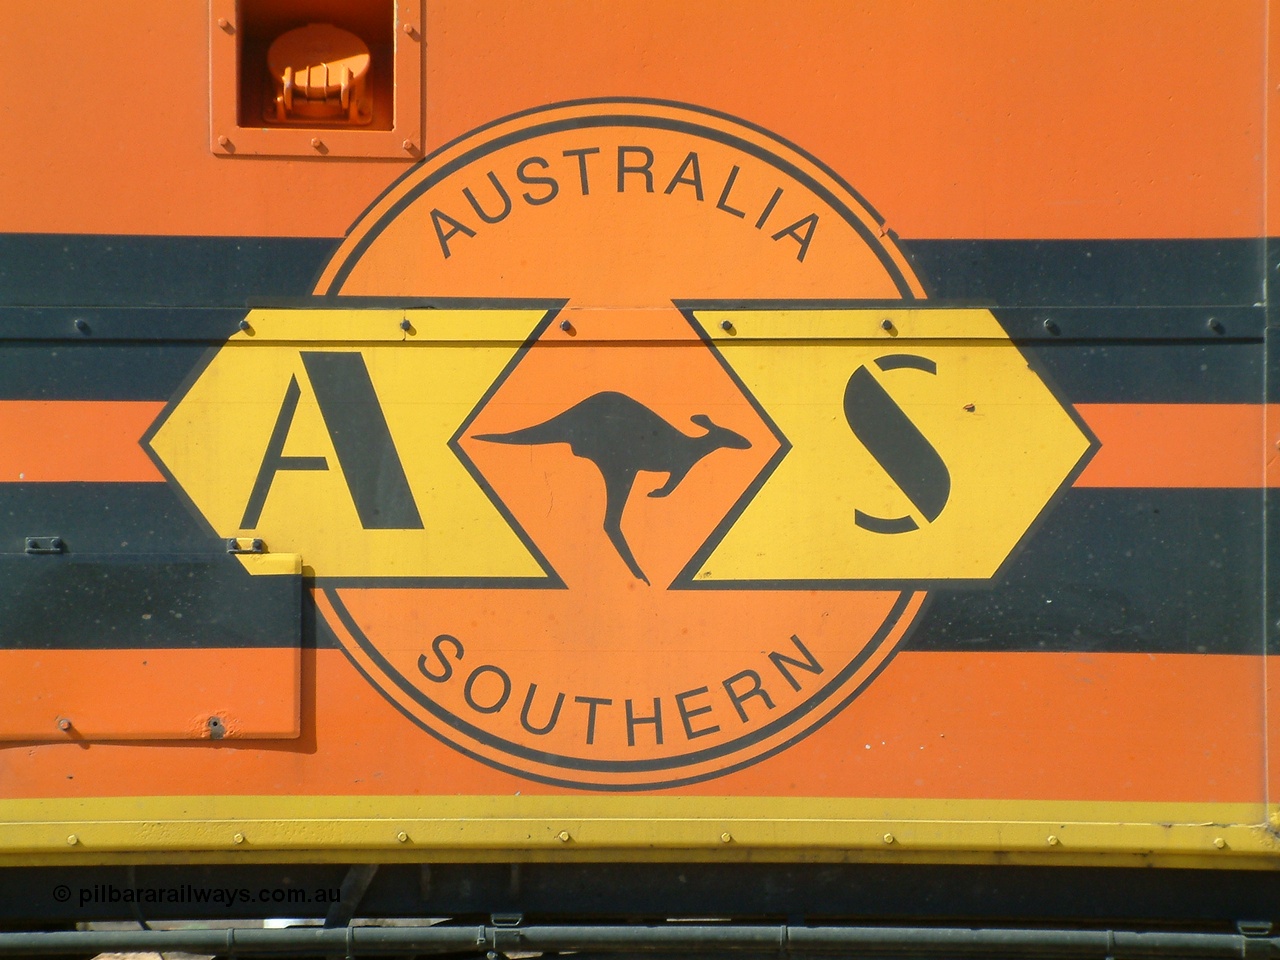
0, 796, 1277, 869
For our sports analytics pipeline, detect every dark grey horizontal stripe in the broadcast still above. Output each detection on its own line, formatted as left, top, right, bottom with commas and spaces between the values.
1022, 340, 1263, 404
0, 302, 1264, 342
903, 238, 1265, 307
0, 334, 1264, 404
0, 343, 211, 400
0, 234, 338, 308
910, 489, 1264, 655
0, 233, 1268, 311
0, 306, 246, 341
1270, 488, 1279, 657
993, 305, 1262, 341
2, 485, 1262, 654
0, 483, 224, 556
0, 555, 301, 650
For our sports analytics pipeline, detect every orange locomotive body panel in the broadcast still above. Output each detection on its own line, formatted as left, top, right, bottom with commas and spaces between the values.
0, 0, 1278, 934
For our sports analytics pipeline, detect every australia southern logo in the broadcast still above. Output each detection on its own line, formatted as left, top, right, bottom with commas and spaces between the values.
146, 99, 1094, 788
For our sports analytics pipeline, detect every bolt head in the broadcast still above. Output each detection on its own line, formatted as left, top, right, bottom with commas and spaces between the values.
56, 717, 72, 732
400, 318, 412, 332
402, 140, 416, 152
720, 320, 734, 332
311, 137, 323, 149
883, 833, 895, 844
1214, 837, 1226, 849
397, 831, 409, 843
233, 832, 245, 844
720, 832, 733, 843
559, 319, 573, 332
556, 830, 571, 842
67, 834, 78, 845
880, 318, 894, 331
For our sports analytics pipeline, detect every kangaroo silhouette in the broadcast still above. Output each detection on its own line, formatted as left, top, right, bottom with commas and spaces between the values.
474, 391, 751, 585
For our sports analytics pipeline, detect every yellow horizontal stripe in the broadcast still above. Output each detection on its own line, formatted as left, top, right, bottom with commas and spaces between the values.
693, 308, 1009, 340
234, 308, 550, 343
1, 796, 1276, 868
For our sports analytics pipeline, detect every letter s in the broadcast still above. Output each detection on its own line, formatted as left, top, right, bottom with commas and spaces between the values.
418, 634, 464, 683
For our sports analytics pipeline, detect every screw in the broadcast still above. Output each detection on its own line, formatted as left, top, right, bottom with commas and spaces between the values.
1214, 837, 1226, 849
67, 834, 79, 846
1207, 317, 1225, 334
1043, 318, 1060, 335
238, 319, 251, 333
883, 833, 895, 844
1047, 835, 1060, 846
56, 717, 72, 732
720, 320, 734, 333
397, 831, 409, 843
74, 318, 89, 334
400, 318, 412, 332
559, 319, 573, 332
881, 318, 894, 331
233, 833, 245, 844
557, 830, 571, 842
720, 832, 733, 843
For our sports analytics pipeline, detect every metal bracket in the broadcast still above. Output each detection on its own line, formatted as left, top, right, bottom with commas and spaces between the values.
226, 538, 265, 554
24, 537, 64, 555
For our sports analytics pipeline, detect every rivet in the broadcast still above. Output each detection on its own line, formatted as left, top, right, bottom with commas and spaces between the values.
1047, 835, 1060, 846
963, 403, 976, 412
880, 318, 894, 331
1214, 837, 1226, 849
883, 833, 895, 844
556, 830, 571, 842
74, 318, 89, 333
402, 140, 416, 152
56, 717, 72, 732
67, 834, 78, 846
559, 319, 573, 332
311, 137, 323, 150
399, 318, 412, 332
720, 832, 733, 843
238, 319, 251, 333
397, 831, 409, 843
1043, 318, 1061, 335
720, 320, 734, 333
233, 833, 245, 844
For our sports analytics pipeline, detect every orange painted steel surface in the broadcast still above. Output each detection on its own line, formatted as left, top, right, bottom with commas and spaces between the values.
0, 0, 1273, 875
0, 2, 1263, 238
0, 648, 1265, 803
0, 649, 301, 741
